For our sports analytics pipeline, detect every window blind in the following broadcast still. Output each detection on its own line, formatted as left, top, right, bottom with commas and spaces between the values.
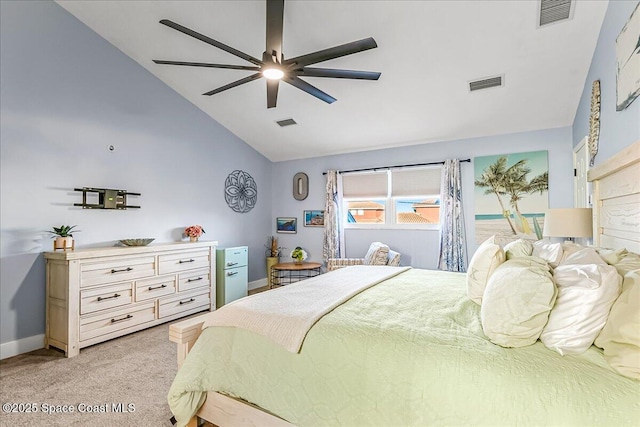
391, 167, 442, 197
342, 171, 388, 198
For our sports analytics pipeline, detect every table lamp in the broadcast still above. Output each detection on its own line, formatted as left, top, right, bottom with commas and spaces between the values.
542, 208, 593, 241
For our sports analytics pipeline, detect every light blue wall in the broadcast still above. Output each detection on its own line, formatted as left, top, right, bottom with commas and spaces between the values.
272, 127, 573, 269
573, 1, 640, 160
0, 1, 272, 345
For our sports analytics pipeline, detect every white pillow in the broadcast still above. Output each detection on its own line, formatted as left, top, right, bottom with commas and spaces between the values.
363, 242, 389, 266
386, 250, 401, 267
594, 270, 640, 379
559, 242, 585, 264
466, 236, 505, 305
533, 240, 564, 267
540, 263, 621, 355
559, 248, 607, 266
503, 239, 533, 260
481, 257, 556, 348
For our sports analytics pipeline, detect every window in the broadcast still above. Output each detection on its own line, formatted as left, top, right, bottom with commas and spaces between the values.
342, 167, 442, 229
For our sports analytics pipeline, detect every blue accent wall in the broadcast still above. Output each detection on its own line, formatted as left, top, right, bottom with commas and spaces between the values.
572, 1, 640, 161
271, 127, 573, 269
0, 0, 272, 347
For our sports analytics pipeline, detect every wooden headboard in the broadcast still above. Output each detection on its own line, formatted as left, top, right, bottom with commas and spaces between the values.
587, 140, 640, 253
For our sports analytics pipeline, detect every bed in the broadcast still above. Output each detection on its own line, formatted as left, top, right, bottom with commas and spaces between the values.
168, 140, 640, 427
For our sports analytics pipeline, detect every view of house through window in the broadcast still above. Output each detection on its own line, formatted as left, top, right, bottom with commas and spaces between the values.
342, 167, 442, 228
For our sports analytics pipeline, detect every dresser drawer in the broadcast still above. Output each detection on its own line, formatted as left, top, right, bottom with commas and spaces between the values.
80, 302, 156, 342
158, 290, 210, 319
178, 269, 210, 293
135, 275, 176, 301
80, 283, 133, 315
158, 250, 210, 275
81, 256, 156, 287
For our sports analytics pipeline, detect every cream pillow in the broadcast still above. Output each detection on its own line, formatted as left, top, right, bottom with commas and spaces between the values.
466, 236, 505, 305
363, 242, 390, 266
612, 252, 640, 276
595, 247, 628, 265
503, 239, 533, 260
540, 263, 621, 355
481, 257, 556, 348
532, 240, 564, 267
594, 270, 640, 380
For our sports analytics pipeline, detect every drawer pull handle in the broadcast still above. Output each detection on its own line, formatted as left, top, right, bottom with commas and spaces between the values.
179, 298, 195, 305
227, 271, 238, 277
179, 259, 195, 264
187, 277, 203, 283
148, 284, 167, 291
227, 262, 238, 267
111, 267, 133, 273
97, 293, 121, 302
111, 314, 133, 323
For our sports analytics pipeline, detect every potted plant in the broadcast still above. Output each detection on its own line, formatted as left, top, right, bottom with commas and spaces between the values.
265, 236, 283, 288
290, 246, 308, 265
49, 225, 79, 250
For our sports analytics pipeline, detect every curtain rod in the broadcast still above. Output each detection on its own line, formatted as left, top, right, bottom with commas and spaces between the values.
322, 158, 471, 175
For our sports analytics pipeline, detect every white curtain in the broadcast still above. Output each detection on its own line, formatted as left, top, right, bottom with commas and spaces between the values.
438, 159, 467, 272
323, 170, 344, 262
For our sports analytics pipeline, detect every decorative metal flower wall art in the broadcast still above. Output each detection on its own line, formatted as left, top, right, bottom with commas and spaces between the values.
224, 170, 257, 213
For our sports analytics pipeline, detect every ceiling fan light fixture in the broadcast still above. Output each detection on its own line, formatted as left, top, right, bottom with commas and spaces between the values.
263, 68, 284, 80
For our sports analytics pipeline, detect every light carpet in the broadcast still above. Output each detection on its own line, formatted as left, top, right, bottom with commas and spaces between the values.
0, 321, 211, 427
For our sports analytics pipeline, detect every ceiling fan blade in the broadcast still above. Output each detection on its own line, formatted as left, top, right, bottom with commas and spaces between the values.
266, 0, 284, 61
159, 19, 263, 66
267, 79, 279, 108
284, 37, 378, 68
202, 73, 263, 96
153, 60, 261, 71
298, 67, 381, 80
283, 76, 336, 104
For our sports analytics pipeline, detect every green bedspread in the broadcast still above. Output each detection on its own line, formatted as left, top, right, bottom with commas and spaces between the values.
168, 268, 640, 426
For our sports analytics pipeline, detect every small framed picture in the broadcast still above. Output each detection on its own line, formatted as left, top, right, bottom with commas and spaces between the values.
304, 210, 325, 227
276, 217, 297, 233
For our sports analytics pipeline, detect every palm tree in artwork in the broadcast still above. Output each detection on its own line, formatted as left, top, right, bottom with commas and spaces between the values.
474, 156, 517, 234
503, 163, 549, 235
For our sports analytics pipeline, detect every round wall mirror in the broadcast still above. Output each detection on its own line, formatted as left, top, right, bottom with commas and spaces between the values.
293, 172, 309, 201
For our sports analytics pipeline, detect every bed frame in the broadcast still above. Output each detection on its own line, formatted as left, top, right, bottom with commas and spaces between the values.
588, 140, 640, 253
170, 139, 640, 427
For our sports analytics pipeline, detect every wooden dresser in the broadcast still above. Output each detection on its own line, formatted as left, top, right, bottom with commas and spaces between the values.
44, 241, 217, 357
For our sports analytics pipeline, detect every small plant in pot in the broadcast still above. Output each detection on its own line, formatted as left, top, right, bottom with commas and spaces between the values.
49, 225, 79, 250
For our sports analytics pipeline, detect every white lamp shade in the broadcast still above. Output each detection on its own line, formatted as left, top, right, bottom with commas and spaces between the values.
542, 208, 593, 238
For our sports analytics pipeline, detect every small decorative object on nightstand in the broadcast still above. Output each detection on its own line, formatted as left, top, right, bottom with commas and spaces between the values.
184, 225, 205, 242
49, 225, 79, 251
290, 246, 308, 265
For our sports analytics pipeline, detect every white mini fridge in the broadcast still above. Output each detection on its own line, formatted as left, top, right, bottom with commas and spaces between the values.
215, 246, 248, 308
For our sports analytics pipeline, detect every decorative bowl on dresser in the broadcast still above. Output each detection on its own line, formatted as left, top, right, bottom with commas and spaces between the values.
44, 241, 217, 357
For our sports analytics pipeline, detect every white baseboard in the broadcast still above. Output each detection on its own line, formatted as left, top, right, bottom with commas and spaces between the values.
1, 334, 45, 360
249, 278, 268, 291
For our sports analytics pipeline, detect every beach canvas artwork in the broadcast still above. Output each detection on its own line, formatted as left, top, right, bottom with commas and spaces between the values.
474, 150, 549, 245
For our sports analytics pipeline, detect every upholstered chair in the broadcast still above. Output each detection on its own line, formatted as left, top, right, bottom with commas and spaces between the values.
327, 242, 402, 271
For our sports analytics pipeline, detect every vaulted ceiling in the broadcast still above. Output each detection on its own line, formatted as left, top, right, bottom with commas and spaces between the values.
56, 0, 608, 161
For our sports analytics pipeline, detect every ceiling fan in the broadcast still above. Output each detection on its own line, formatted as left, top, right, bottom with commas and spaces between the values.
153, 0, 381, 108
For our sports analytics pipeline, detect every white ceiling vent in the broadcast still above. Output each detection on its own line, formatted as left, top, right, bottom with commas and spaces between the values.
469, 75, 504, 92
276, 118, 297, 127
538, 0, 574, 27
